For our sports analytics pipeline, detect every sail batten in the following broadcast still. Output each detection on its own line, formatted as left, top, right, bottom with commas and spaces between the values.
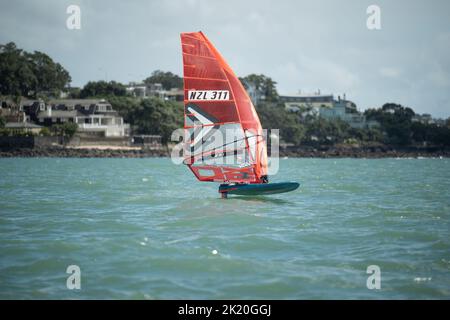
183, 76, 229, 82
181, 31, 268, 184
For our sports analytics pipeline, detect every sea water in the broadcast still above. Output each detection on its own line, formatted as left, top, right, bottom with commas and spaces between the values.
0, 158, 449, 299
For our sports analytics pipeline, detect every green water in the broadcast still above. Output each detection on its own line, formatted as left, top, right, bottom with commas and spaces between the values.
0, 157, 449, 299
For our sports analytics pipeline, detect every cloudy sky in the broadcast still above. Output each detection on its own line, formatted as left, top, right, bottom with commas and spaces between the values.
1, 0, 449, 117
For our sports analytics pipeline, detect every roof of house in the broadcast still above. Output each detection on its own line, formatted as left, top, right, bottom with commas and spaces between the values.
37, 110, 79, 118
48, 99, 110, 107
20, 98, 44, 106
280, 93, 333, 98
5, 122, 43, 129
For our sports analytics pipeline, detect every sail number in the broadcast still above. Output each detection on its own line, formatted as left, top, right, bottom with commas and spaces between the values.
188, 90, 230, 101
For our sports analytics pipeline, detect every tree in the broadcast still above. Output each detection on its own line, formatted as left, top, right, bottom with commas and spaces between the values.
51, 123, 78, 138
127, 97, 183, 143
67, 87, 81, 98
412, 123, 450, 147
240, 74, 279, 102
143, 70, 183, 90
27, 51, 71, 96
39, 127, 51, 136
256, 102, 305, 144
0, 42, 36, 97
0, 115, 5, 128
365, 103, 415, 145
80, 81, 127, 98
0, 42, 71, 98
349, 127, 383, 143
107, 95, 140, 121
304, 118, 351, 145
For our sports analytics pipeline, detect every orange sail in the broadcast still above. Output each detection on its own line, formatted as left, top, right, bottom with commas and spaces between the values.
181, 31, 268, 184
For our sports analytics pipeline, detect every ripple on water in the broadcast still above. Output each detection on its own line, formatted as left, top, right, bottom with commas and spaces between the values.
0, 158, 449, 299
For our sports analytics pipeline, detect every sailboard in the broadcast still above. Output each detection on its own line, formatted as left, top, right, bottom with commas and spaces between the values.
180, 31, 299, 198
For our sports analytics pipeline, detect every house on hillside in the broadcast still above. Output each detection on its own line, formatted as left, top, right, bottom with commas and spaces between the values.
163, 88, 184, 102
280, 92, 334, 117
126, 82, 148, 98
1, 99, 27, 123
125, 82, 183, 101
22, 99, 130, 137
280, 92, 380, 129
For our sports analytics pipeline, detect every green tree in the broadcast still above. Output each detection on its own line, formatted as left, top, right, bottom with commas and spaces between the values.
51, 123, 78, 138
419, 124, 450, 146
365, 103, 415, 145
62, 122, 78, 138
143, 70, 183, 90
27, 51, 71, 96
39, 127, 51, 136
304, 118, 351, 145
256, 102, 305, 144
240, 74, 279, 102
0, 42, 71, 98
127, 97, 183, 143
80, 81, 127, 98
0, 42, 36, 97
67, 87, 81, 98
107, 95, 140, 121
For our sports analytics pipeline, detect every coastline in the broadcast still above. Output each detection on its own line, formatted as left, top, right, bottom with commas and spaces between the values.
0, 147, 168, 158
279, 145, 450, 158
0, 146, 449, 158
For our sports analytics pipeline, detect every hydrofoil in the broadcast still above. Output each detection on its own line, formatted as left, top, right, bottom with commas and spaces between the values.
219, 182, 300, 198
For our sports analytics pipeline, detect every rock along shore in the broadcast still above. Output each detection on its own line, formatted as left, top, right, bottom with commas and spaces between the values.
0, 145, 449, 158
0, 147, 168, 158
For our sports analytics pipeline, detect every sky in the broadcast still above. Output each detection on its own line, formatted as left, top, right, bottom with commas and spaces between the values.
1, 0, 449, 118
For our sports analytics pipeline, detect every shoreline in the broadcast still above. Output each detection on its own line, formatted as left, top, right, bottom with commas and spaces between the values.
0, 146, 449, 158
0, 147, 168, 158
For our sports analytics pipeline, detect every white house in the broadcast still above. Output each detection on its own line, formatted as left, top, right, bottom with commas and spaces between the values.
33, 99, 130, 137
